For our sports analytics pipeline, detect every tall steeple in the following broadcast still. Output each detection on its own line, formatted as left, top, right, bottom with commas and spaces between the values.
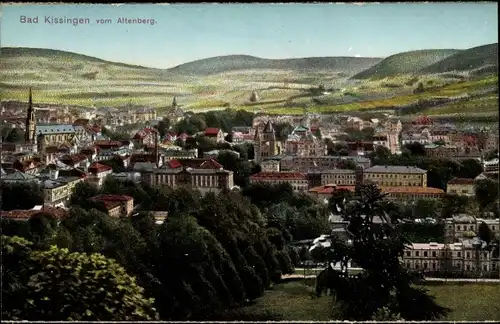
25, 88, 36, 144
172, 96, 177, 109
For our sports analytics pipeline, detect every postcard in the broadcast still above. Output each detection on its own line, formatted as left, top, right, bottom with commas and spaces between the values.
1, 3, 499, 323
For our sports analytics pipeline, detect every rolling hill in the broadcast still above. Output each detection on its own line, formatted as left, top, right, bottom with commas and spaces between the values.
420, 43, 498, 75
352, 49, 461, 80
166, 55, 383, 76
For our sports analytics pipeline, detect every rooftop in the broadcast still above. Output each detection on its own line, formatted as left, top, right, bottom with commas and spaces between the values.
365, 165, 426, 174
250, 172, 306, 180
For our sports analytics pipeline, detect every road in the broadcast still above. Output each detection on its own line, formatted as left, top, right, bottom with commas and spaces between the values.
286, 268, 500, 283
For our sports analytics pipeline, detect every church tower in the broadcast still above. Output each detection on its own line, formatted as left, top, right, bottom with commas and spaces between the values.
25, 88, 37, 145
254, 120, 279, 164
172, 96, 178, 109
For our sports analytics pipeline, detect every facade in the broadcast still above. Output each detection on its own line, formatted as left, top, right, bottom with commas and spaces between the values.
321, 169, 357, 186
250, 172, 308, 192
483, 158, 499, 173
261, 159, 281, 172
204, 128, 225, 143
133, 128, 157, 149
254, 121, 281, 163
363, 165, 427, 187
140, 158, 234, 195
446, 178, 476, 196
90, 194, 134, 217
43, 176, 84, 207
87, 162, 113, 187
402, 241, 499, 276
284, 126, 326, 157
444, 215, 500, 243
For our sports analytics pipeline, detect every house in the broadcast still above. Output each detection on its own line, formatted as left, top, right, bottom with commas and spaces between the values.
261, 158, 281, 172
363, 165, 427, 187
58, 154, 90, 170
133, 128, 157, 148
1, 170, 39, 184
204, 128, 225, 143
43, 176, 84, 207
139, 158, 235, 195
483, 158, 499, 173
321, 169, 357, 186
90, 194, 134, 217
0, 206, 68, 222
87, 162, 113, 187
402, 240, 499, 276
444, 215, 500, 243
446, 178, 476, 196
250, 172, 308, 192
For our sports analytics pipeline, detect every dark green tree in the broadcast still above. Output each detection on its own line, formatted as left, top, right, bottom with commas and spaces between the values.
318, 184, 449, 320
4, 240, 158, 321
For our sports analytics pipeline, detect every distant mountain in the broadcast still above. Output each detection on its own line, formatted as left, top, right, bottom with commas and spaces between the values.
352, 49, 461, 80
420, 43, 498, 75
0, 47, 150, 69
166, 55, 383, 75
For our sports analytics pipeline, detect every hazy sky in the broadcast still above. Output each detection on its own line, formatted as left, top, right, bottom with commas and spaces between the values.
1, 3, 498, 69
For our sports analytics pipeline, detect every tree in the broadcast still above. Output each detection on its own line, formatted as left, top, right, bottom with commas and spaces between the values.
5, 128, 26, 143
69, 181, 100, 209
5, 241, 158, 321
478, 222, 493, 244
1, 182, 44, 211
1, 235, 34, 320
336, 159, 357, 170
403, 142, 426, 156
413, 82, 425, 94
100, 155, 126, 173
155, 119, 170, 138
441, 194, 470, 219
412, 198, 441, 220
474, 179, 499, 213
456, 159, 483, 179
318, 184, 449, 320
371, 145, 392, 161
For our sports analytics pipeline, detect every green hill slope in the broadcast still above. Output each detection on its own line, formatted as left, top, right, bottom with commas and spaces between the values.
0, 47, 172, 83
166, 55, 383, 75
420, 43, 498, 75
352, 49, 461, 80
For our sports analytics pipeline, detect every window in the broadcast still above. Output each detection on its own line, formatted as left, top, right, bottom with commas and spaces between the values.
406, 251, 411, 257
432, 251, 437, 257
432, 263, 436, 270
415, 264, 420, 269
424, 251, 428, 257
415, 251, 420, 257
457, 252, 462, 258
483, 265, 488, 271
470, 225, 474, 230
457, 225, 461, 231
466, 265, 471, 271
466, 252, 471, 258
423, 262, 428, 269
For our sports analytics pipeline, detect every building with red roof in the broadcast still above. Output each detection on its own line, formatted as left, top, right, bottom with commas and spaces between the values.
87, 162, 113, 187
204, 128, 225, 143
250, 172, 308, 192
90, 194, 134, 217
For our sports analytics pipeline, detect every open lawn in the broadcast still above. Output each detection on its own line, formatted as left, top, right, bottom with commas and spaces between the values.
228, 279, 500, 321
424, 95, 499, 115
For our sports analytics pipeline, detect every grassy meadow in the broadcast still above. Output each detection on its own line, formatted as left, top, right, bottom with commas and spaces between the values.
227, 278, 500, 321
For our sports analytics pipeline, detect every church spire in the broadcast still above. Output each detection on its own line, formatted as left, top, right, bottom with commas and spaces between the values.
25, 88, 36, 144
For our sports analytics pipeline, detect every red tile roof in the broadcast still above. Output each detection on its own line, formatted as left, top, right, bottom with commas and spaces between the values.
309, 185, 356, 194
73, 118, 90, 126
88, 162, 112, 173
58, 168, 88, 179
130, 154, 157, 164
204, 128, 220, 136
1, 207, 69, 221
380, 186, 445, 194
94, 140, 123, 148
60, 154, 88, 165
91, 194, 133, 202
133, 128, 156, 139
13, 159, 43, 173
168, 159, 182, 169
447, 178, 475, 185
250, 172, 306, 181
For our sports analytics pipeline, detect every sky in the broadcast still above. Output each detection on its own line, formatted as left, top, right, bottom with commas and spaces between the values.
1, 3, 498, 69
